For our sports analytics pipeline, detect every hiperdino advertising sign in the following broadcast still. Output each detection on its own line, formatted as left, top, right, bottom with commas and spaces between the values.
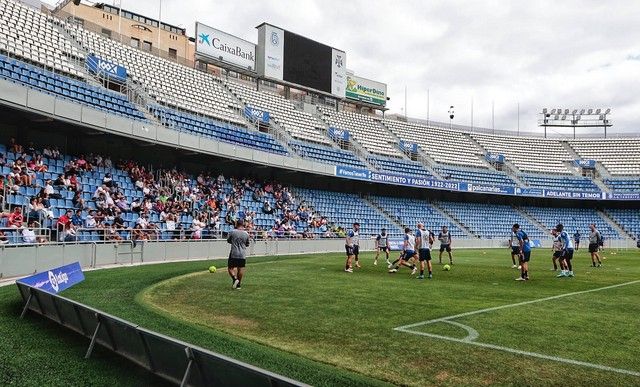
345, 73, 387, 106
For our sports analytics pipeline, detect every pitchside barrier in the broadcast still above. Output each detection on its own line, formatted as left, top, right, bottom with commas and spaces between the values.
16, 280, 308, 387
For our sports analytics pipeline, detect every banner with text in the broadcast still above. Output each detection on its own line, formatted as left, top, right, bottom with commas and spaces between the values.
86, 55, 127, 82
574, 159, 596, 169
195, 22, 256, 71
399, 140, 418, 153
328, 127, 349, 141
17, 262, 84, 294
345, 73, 387, 106
244, 106, 270, 124
486, 153, 505, 163
334, 165, 638, 200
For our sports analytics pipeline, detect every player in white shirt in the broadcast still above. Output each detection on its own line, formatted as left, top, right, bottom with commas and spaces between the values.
438, 226, 454, 265
374, 228, 391, 266
416, 223, 435, 280
388, 228, 418, 275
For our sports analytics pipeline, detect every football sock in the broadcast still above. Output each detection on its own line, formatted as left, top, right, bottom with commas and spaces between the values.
420, 269, 424, 275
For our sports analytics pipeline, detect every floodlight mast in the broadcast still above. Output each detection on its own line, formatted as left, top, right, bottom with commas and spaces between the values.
538, 108, 612, 138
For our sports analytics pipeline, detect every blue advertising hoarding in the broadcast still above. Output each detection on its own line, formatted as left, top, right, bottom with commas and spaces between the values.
17, 262, 84, 294
86, 54, 127, 82
485, 153, 505, 163
574, 159, 596, 169
328, 127, 350, 141
244, 106, 270, 124
399, 140, 418, 153
334, 165, 639, 200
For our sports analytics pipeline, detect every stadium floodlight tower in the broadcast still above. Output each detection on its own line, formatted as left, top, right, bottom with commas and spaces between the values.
538, 108, 612, 138
448, 106, 455, 130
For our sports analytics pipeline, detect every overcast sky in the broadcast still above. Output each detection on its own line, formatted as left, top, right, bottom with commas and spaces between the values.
45, 0, 640, 135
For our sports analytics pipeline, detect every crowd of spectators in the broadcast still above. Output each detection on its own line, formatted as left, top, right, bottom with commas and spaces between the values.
2, 139, 339, 244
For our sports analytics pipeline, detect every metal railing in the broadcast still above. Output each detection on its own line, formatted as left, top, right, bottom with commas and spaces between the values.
0, 227, 52, 245
16, 282, 307, 387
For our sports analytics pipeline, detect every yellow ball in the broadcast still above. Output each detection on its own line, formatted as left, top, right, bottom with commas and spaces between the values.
208, 265, 217, 273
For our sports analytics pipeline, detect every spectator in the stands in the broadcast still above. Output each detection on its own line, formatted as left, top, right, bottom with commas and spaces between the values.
71, 209, 84, 227
115, 195, 130, 212
7, 207, 24, 228
0, 230, 8, 245
104, 157, 113, 169
85, 210, 97, 228
22, 221, 46, 244
60, 222, 78, 242
72, 191, 85, 209
103, 173, 115, 188
56, 209, 72, 233
112, 211, 126, 230
9, 137, 23, 154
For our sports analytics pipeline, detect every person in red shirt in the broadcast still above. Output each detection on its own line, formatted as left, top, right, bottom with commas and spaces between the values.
57, 209, 73, 233
7, 207, 24, 228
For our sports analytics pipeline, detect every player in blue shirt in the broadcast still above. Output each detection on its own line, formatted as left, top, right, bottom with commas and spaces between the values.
388, 227, 418, 275
512, 224, 531, 281
573, 230, 581, 251
556, 223, 575, 278
344, 222, 360, 273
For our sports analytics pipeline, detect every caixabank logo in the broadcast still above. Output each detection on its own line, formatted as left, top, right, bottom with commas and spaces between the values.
198, 33, 211, 45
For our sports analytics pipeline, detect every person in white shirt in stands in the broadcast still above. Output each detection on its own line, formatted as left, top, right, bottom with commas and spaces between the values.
22, 222, 38, 244
103, 157, 112, 169
137, 214, 150, 229
85, 210, 97, 228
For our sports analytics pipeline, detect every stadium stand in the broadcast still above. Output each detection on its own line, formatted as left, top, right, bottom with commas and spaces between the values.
0, 0, 83, 77
569, 138, 640, 176
319, 107, 398, 156
605, 209, 639, 239
520, 173, 600, 191
368, 155, 432, 177
0, 54, 146, 120
64, 23, 245, 125
435, 201, 546, 239
148, 105, 288, 155
435, 166, 514, 186
603, 178, 640, 192
367, 195, 464, 237
294, 188, 403, 236
470, 133, 572, 174
521, 206, 621, 240
225, 80, 330, 145
289, 140, 367, 168
384, 119, 486, 168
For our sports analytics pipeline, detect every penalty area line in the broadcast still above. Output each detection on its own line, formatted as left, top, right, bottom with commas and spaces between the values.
394, 327, 640, 378
395, 279, 640, 330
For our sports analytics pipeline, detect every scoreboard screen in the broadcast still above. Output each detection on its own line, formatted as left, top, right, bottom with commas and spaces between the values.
283, 31, 332, 94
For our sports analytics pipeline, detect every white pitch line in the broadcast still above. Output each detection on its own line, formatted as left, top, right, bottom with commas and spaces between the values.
395, 279, 640, 330
395, 327, 640, 378
393, 279, 640, 378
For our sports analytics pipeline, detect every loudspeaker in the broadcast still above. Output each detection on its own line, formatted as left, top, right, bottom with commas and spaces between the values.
73, 0, 81, 5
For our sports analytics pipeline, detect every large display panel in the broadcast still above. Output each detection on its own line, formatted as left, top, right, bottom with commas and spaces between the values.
256, 23, 346, 98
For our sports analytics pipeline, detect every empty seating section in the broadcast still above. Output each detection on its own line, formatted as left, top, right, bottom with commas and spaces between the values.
290, 140, 366, 168
368, 155, 432, 177
320, 107, 398, 156
65, 25, 243, 125
471, 133, 571, 174
0, 54, 146, 120
436, 201, 545, 239
295, 189, 402, 236
149, 105, 288, 155
367, 196, 464, 237
604, 179, 640, 192
0, 0, 83, 78
436, 166, 514, 185
569, 139, 640, 176
520, 174, 600, 191
522, 207, 620, 240
225, 81, 330, 145
384, 120, 485, 168
605, 209, 640, 239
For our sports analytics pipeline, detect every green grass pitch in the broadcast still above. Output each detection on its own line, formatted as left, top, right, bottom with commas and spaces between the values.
1, 248, 639, 386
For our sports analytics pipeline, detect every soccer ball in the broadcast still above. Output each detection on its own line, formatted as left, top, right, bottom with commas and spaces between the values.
443, 264, 451, 271
208, 265, 217, 273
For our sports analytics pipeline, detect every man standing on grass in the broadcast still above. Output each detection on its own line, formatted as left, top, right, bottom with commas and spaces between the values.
344, 222, 360, 273
374, 228, 391, 266
556, 223, 575, 278
416, 223, 434, 280
509, 224, 522, 269
513, 224, 531, 281
551, 228, 563, 271
389, 227, 418, 275
588, 224, 603, 267
227, 220, 250, 290
574, 230, 581, 251
438, 225, 453, 265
